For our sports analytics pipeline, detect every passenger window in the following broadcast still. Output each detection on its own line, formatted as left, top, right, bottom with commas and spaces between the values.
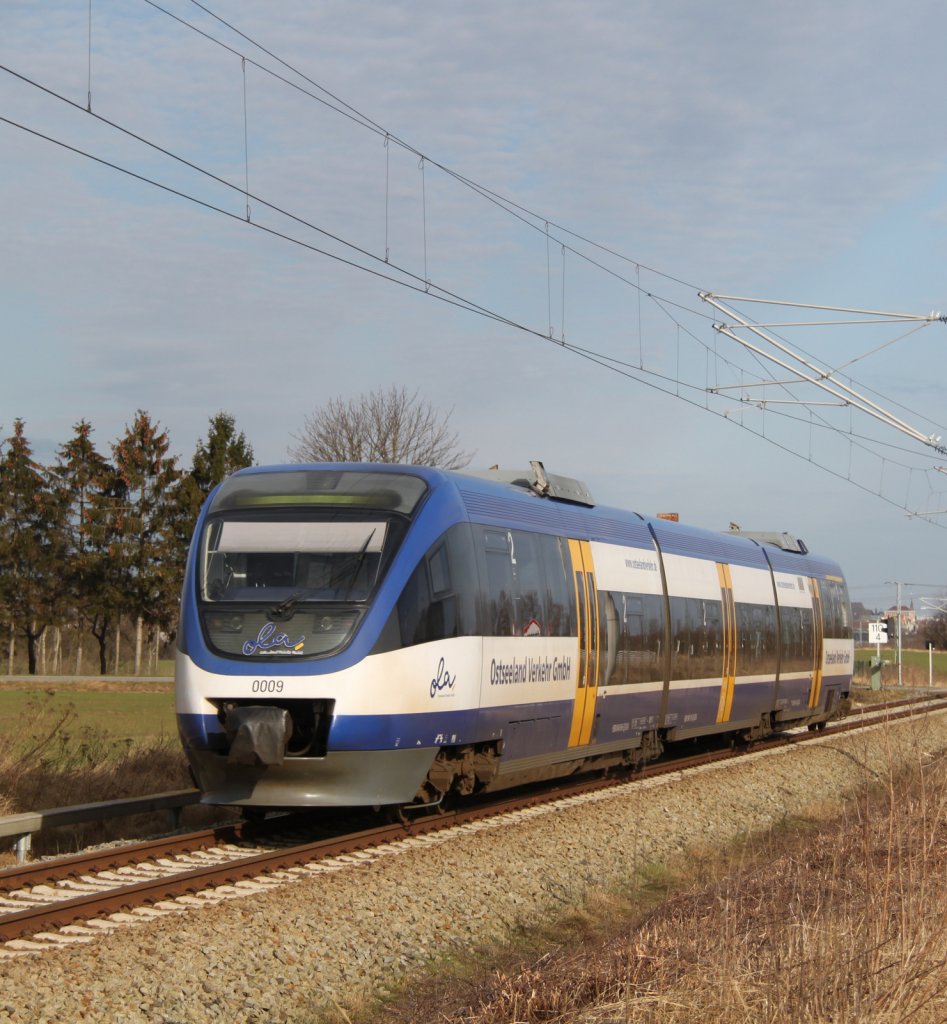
821, 580, 852, 639
478, 528, 578, 638
612, 591, 665, 684
670, 595, 723, 680
780, 606, 814, 672
484, 530, 516, 635
734, 603, 777, 675
512, 532, 543, 635
538, 534, 575, 637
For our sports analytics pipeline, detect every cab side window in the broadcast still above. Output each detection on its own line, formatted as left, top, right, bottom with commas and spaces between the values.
396, 524, 480, 647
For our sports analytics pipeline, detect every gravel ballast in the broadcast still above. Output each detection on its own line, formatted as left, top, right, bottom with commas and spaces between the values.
2, 709, 946, 1024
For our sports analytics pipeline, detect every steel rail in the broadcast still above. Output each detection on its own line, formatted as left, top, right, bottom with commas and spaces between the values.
0, 822, 248, 890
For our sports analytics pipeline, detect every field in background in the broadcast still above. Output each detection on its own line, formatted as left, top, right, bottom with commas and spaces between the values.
854, 647, 947, 686
0, 687, 177, 747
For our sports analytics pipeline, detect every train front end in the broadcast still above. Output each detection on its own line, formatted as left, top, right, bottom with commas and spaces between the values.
175, 464, 443, 808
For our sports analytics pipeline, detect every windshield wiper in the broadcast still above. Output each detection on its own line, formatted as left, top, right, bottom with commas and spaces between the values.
268, 589, 311, 620
267, 528, 377, 619
336, 528, 376, 600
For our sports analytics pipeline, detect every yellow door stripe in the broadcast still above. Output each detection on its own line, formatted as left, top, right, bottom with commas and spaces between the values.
567, 539, 587, 747
580, 568, 599, 744
809, 578, 824, 708
716, 563, 736, 723
567, 539, 599, 747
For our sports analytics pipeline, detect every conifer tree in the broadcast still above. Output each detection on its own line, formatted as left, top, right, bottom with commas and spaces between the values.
0, 420, 64, 673
176, 411, 255, 521
112, 411, 180, 674
53, 421, 124, 673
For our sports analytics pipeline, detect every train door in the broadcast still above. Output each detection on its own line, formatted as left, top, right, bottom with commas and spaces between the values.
808, 578, 824, 708
567, 539, 601, 747
715, 563, 737, 724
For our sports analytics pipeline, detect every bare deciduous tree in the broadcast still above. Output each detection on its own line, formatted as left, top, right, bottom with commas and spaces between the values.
289, 387, 473, 469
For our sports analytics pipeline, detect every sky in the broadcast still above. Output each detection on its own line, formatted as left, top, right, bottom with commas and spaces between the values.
3, 0, 947, 616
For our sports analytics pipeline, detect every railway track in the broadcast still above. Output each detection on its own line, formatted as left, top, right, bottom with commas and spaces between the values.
2, 692, 945, 953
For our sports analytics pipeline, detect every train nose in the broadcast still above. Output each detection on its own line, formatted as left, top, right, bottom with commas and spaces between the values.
224, 706, 292, 766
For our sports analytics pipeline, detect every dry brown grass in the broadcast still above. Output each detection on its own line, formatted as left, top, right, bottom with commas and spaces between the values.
356, 747, 947, 1024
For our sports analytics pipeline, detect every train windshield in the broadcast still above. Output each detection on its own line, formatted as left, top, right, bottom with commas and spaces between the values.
200, 520, 388, 604
195, 470, 428, 658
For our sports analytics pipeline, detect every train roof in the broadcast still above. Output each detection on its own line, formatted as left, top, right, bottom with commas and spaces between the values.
460, 463, 841, 577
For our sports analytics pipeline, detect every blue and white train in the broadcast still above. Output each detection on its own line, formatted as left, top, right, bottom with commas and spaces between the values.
175, 461, 853, 808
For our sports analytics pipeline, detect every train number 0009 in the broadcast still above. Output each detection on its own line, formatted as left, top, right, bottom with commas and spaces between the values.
251, 679, 284, 693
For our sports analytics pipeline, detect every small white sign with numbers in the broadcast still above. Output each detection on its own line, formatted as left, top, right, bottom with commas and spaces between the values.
868, 621, 888, 644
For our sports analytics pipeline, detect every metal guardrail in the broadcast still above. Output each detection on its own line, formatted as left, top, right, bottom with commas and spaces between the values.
0, 789, 201, 864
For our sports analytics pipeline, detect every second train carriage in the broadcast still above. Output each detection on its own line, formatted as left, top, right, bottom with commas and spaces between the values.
175, 461, 853, 808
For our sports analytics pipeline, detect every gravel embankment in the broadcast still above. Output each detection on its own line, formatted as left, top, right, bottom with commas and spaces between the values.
2, 709, 946, 1024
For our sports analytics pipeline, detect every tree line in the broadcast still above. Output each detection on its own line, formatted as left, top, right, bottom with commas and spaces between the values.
0, 411, 253, 676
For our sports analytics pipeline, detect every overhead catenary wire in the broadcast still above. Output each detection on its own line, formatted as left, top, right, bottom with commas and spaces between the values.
5, 102, 944, 525
0, 68, 934, 454
5, 2, 947, 522
0, 65, 537, 330
0, 115, 534, 336
86, 0, 93, 112
241, 56, 250, 222
145, 0, 709, 306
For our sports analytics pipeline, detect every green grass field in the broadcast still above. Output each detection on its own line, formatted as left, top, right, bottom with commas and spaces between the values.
854, 646, 947, 685
0, 688, 178, 748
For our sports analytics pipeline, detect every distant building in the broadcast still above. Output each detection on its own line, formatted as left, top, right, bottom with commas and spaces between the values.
884, 603, 917, 635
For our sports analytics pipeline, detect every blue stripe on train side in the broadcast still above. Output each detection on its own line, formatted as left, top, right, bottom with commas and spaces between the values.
180, 700, 577, 756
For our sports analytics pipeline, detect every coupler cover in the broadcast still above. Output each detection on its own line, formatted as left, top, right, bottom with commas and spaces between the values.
225, 706, 292, 766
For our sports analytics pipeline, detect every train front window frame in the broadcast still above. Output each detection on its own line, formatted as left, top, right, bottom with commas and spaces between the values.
196, 503, 413, 660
